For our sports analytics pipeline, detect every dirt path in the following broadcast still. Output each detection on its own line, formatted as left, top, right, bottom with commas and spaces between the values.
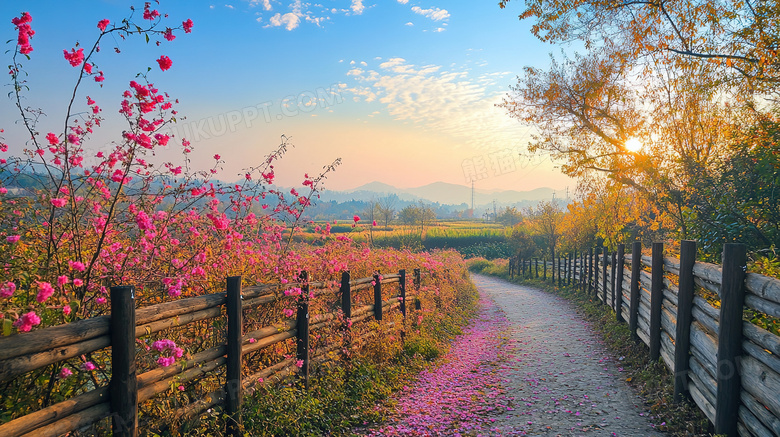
366, 274, 666, 436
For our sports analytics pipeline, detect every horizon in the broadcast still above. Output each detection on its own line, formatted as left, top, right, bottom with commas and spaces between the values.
0, 1, 574, 193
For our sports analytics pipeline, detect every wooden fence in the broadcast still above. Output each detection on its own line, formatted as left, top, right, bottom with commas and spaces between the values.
0, 268, 425, 437
510, 242, 780, 437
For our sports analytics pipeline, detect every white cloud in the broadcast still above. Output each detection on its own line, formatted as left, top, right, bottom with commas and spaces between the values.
405, 21, 413, 26
268, 12, 301, 30
252, 0, 272, 10
343, 58, 533, 149
225, 4, 235, 9
397, 0, 409, 3
433, 27, 445, 32
350, 0, 365, 14
411, 6, 450, 21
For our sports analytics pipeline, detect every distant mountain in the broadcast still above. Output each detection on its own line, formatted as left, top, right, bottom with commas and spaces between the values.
321, 181, 561, 208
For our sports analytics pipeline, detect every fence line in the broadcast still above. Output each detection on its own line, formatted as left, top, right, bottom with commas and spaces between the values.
510, 242, 780, 437
0, 268, 425, 437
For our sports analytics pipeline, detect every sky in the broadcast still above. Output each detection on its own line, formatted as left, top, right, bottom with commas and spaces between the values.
0, 0, 575, 194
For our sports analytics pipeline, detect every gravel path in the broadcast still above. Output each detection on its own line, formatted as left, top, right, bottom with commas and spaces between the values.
366, 274, 667, 436
473, 274, 666, 436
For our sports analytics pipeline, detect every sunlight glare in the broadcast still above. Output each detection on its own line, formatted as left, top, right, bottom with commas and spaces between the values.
625, 138, 643, 153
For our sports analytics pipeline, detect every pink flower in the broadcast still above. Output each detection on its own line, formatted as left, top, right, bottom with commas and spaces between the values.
36, 282, 54, 303
213, 154, 221, 160
6, 235, 20, 243
51, 198, 67, 208
97, 19, 110, 32
96, 297, 106, 304
84, 63, 93, 74
57, 275, 69, 286
73, 278, 84, 287
163, 28, 175, 41
13, 311, 41, 332
94, 71, 105, 82
69, 260, 86, 271
0, 188, 6, 195
295, 359, 304, 368
178, 385, 185, 391
59, 367, 72, 379
156, 55, 172, 71
1, 282, 16, 298
63, 305, 72, 316
46, 132, 59, 145
372, 220, 377, 226
63, 48, 84, 67
81, 361, 96, 371
249, 338, 257, 344
353, 215, 360, 222
182, 19, 194, 33
12, 13, 34, 55
283, 308, 295, 317
143, 4, 161, 20
152, 339, 184, 367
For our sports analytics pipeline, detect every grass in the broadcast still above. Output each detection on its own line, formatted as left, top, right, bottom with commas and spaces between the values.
468, 259, 715, 437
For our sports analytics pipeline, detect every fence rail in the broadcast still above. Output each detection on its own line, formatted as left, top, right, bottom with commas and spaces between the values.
0, 268, 425, 437
510, 242, 780, 437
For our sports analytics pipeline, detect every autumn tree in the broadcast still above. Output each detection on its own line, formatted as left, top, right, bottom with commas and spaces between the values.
527, 200, 564, 261
499, 0, 780, 256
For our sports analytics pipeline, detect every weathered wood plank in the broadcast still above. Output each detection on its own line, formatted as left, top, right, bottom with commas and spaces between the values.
19, 402, 110, 437
740, 355, 780, 419
0, 335, 110, 382
0, 387, 108, 437
693, 261, 723, 286
692, 305, 719, 338
689, 380, 716, 425
738, 406, 773, 437
694, 276, 721, 296
741, 389, 780, 436
743, 321, 780, 356
745, 272, 780, 306
689, 355, 717, 403
0, 315, 110, 361
745, 294, 780, 318
690, 322, 718, 369
743, 340, 780, 376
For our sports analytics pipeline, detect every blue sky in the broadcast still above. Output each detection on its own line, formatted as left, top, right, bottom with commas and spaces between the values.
0, 1, 574, 193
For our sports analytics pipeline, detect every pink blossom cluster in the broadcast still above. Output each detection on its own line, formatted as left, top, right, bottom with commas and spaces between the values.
11, 12, 34, 55
152, 339, 184, 367
12, 311, 41, 332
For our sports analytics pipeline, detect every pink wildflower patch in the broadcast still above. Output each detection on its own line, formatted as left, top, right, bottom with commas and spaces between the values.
50, 198, 67, 208
1, 281, 16, 298
152, 339, 184, 367
59, 366, 72, 379
6, 235, 20, 243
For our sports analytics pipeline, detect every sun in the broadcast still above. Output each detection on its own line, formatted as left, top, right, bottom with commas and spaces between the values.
625, 138, 643, 152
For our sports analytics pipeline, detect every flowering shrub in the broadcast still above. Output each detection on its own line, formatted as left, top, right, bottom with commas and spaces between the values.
0, 3, 478, 433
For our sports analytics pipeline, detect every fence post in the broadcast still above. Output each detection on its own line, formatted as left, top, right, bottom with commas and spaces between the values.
225, 276, 243, 436
588, 248, 594, 295
559, 256, 564, 287
534, 258, 538, 278
629, 242, 641, 340
715, 243, 746, 436
594, 247, 601, 299
616, 244, 625, 322
674, 240, 696, 402
509, 257, 514, 279
580, 251, 585, 292
649, 242, 664, 361
611, 251, 617, 310
568, 252, 573, 286
296, 271, 310, 389
110, 285, 137, 437
399, 269, 407, 317
602, 248, 609, 305
374, 272, 383, 321
543, 257, 547, 280
413, 268, 421, 310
